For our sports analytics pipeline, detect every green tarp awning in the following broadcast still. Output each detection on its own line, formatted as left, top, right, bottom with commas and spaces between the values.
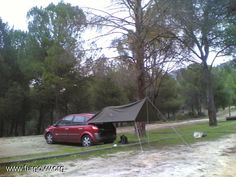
88, 97, 160, 123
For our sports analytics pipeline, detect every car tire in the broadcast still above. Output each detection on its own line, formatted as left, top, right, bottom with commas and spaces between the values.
81, 135, 93, 147
46, 133, 54, 144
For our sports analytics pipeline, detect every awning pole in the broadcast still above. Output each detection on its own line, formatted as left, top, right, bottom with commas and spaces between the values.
146, 100, 150, 144
135, 122, 143, 152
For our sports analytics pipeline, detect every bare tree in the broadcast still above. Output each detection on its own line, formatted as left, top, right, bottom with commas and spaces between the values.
88, 0, 186, 136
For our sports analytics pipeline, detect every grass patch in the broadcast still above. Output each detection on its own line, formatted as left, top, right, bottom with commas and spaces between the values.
123, 120, 236, 150
1, 119, 236, 176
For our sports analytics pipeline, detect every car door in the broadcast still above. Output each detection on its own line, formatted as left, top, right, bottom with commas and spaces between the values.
53, 115, 73, 142
67, 115, 86, 143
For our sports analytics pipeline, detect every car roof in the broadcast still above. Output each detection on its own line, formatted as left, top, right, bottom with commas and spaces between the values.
71, 113, 94, 119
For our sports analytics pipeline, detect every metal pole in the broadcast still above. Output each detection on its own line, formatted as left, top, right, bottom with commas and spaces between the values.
135, 122, 143, 152
146, 100, 150, 144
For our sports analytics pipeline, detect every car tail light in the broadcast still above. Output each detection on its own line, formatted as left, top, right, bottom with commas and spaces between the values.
91, 125, 98, 130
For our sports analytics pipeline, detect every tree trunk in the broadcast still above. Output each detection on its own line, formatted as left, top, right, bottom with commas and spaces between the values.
14, 121, 18, 136
37, 107, 44, 135
203, 64, 217, 126
9, 120, 14, 136
198, 104, 202, 116
136, 57, 145, 99
197, 97, 201, 116
50, 105, 54, 125
22, 117, 26, 136
133, 0, 146, 137
0, 119, 4, 137
65, 102, 68, 115
229, 105, 231, 117
135, 62, 146, 136
172, 112, 176, 120
191, 105, 194, 116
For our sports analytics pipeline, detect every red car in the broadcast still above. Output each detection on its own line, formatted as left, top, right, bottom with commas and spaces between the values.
44, 113, 116, 147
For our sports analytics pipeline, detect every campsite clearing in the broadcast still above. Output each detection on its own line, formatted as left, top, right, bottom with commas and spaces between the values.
16, 134, 236, 177
1, 112, 236, 176
0, 118, 209, 160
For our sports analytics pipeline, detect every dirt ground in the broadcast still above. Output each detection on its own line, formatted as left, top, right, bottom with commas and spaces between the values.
20, 134, 236, 177
0, 118, 209, 158
1, 114, 236, 177
0, 135, 73, 158
1, 110, 232, 158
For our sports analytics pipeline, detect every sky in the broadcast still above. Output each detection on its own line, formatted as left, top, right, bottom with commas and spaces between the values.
0, 0, 117, 58
0, 0, 111, 31
0, 0, 232, 66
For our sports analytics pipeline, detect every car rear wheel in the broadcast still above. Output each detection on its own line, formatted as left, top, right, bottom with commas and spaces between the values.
46, 133, 54, 144
81, 135, 93, 147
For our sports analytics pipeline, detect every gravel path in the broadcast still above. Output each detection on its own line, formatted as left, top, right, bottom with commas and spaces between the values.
20, 134, 236, 177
